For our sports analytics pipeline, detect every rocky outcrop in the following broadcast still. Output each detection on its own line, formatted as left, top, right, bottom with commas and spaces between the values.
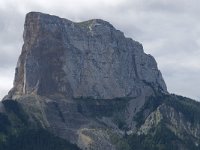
2, 12, 172, 150
9, 12, 167, 100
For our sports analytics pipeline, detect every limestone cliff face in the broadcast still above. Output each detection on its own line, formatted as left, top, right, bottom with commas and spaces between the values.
3, 12, 200, 150
10, 12, 167, 100
3, 12, 170, 150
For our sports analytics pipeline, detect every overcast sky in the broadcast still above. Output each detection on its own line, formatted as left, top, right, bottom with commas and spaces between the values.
0, 0, 200, 100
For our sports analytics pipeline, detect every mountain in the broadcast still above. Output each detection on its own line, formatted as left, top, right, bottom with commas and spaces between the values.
0, 12, 200, 150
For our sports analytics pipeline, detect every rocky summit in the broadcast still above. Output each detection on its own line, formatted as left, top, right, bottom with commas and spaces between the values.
1, 12, 200, 150
11, 12, 166, 99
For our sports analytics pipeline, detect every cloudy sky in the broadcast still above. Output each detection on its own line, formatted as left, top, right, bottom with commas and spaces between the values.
0, 0, 200, 100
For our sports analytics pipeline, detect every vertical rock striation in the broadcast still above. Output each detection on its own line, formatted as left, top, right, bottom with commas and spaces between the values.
10, 12, 167, 100
3, 12, 170, 149
2, 12, 200, 150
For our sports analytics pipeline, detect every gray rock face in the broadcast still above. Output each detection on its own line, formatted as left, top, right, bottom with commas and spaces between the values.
3, 12, 200, 150
5, 12, 169, 149
10, 12, 167, 100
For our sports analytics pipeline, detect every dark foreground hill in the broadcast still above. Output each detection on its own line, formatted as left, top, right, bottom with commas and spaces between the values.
0, 12, 200, 150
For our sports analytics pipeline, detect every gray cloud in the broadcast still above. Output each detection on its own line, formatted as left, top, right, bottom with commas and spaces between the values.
0, 0, 199, 101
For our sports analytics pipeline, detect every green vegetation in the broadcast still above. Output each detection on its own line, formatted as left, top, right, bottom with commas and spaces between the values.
134, 92, 200, 127
74, 97, 131, 117
126, 121, 200, 150
0, 113, 11, 134
165, 94, 200, 124
127, 122, 180, 150
2, 100, 29, 125
113, 112, 128, 130
134, 93, 168, 127
132, 92, 200, 150
0, 129, 80, 150
75, 97, 131, 130
76, 93, 200, 149
0, 100, 80, 150
110, 121, 199, 150
109, 133, 130, 150
1, 93, 200, 150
